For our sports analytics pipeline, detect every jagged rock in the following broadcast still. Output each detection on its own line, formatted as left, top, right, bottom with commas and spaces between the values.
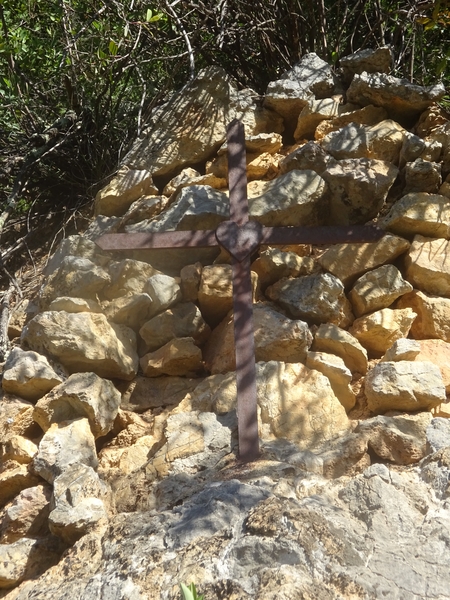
162, 168, 201, 196
94, 167, 159, 216
346, 72, 445, 125
422, 121, 450, 176
207, 149, 280, 181
403, 158, 442, 194
140, 337, 203, 377
2, 348, 63, 402
0, 537, 62, 589
348, 264, 413, 316
82, 215, 122, 241
365, 360, 446, 413
119, 376, 200, 412
381, 338, 421, 362
414, 339, 450, 392
33, 372, 121, 439
405, 235, 450, 296
49, 463, 110, 545
340, 46, 393, 81
315, 104, 388, 140
426, 418, 450, 452
322, 157, 398, 225
180, 262, 202, 302
356, 412, 433, 465
0, 465, 41, 509
204, 304, 312, 374
32, 418, 98, 484
249, 169, 326, 226
397, 289, 450, 342
119, 195, 169, 227
39, 256, 111, 310
317, 233, 410, 286
21, 311, 138, 381
349, 307, 417, 357
102, 258, 160, 300
1, 436, 38, 465
279, 141, 335, 175
321, 120, 406, 163
266, 272, 354, 327
251, 247, 318, 289
399, 132, 442, 168
294, 98, 341, 140
102, 293, 153, 331
306, 351, 355, 411
139, 302, 210, 354
382, 192, 450, 238
43, 235, 110, 277
0, 397, 34, 445
48, 297, 102, 313
312, 323, 368, 374
0, 484, 52, 543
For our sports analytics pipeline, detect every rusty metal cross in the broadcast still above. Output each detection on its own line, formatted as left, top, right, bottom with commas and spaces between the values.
96, 119, 384, 462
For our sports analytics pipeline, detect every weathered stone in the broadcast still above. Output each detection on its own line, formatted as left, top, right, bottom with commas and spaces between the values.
400, 132, 442, 168
294, 98, 341, 140
426, 418, 450, 452
0, 396, 34, 445
348, 264, 413, 316
355, 412, 433, 464
279, 141, 335, 175
103, 258, 160, 300
207, 150, 280, 182
119, 376, 200, 412
204, 304, 312, 374
43, 235, 110, 277
346, 72, 445, 126
140, 337, 203, 378
1, 436, 38, 465
322, 157, 398, 225
0, 484, 52, 543
349, 307, 417, 357
2, 347, 63, 402
405, 235, 450, 297
142, 274, 182, 320
382, 193, 450, 238
0, 465, 41, 509
251, 247, 318, 289
315, 104, 388, 140
162, 167, 201, 196
180, 262, 202, 302
381, 338, 421, 362
266, 273, 354, 327
0, 537, 62, 589
306, 351, 355, 411
249, 169, 326, 226
313, 323, 368, 374
397, 289, 450, 342
48, 297, 102, 313
340, 46, 393, 81
32, 418, 98, 484
414, 339, 450, 392
365, 361, 446, 413
103, 293, 153, 331
317, 233, 410, 286
33, 372, 121, 439
94, 167, 159, 217
82, 215, 121, 241
119, 195, 169, 227
21, 311, 138, 381
139, 302, 210, 354
403, 158, 442, 194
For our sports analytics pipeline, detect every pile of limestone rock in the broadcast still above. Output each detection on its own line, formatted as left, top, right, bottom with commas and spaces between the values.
1, 46, 450, 594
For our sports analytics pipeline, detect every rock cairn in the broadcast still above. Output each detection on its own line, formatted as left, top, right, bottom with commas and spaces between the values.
1, 47, 450, 594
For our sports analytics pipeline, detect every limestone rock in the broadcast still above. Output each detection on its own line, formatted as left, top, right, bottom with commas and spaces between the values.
140, 337, 203, 378
144, 273, 182, 319
180, 262, 202, 302
0, 465, 41, 509
119, 195, 169, 227
355, 412, 433, 464
348, 264, 413, 316
119, 376, 200, 412
322, 157, 398, 225
43, 235, 110, 277
32, 418, 98, 484
381, 338, 421, 362
346, 72, 445, 126
2, 347, 63, 402
162, 168, 201, 196
21, 311, 138, 381
349, 307, 417, 357
340, 46, 393, 81
139, 302, 210, 354
103, 293, 153, 331
0, 397, 34, 445
48, 297, 102, 313
294, 98, 341, 140
426, 418, 450, 452
1, 436, 38, 465
414, 339, 450, 392
306, 351, 355, 411
315, 104, 388, 140
251, 247, 318, 289
49, 463, 110, 545
403, 159, 442, 194
279, 141, 335, 175
0, 484, 52, 543
365, 361, 446, 413
266, 273, 354, 327
103, 258, 160, 300
313, 323, 368, 374
383, 193, 450, 239
317, 233, 410, 286
405, 235, 450, 297
0, 537, 62, 589
397, 289, 450, 342
94, 167, 158, 217
33, 372, 121, 439
204, 304, 312, 374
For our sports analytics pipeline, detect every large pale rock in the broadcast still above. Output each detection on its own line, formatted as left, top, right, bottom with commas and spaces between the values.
365, 361, 446, 413
48, 297, 102, 313
306, 351, 355, 411
39, 256, 110, 309
279, 141, 335, 175
313, 323, 368, 374
382, 193, 450, 238
251, 247, 318, 289
317, 233, 410, 286
163, 168, 201, 196
139, 302, 210, 354
403, 159, 442, 195
381, 338, 421, 362
119, 195, 168, 227
266, 273, 354, 327
103, 259, 160, 300
346, 72, 445, 126
340, 46, 393, 81
43, 235, 110, 277
1, 435, 38, 465
2, 347, 63, 402
144, 273, 182, 319
321, 120, 405, 163
119, 376, 200, 412
294, 98, 341, 140
414, 339, 450, 392
322, 157, 398, 225
33, 372, 121, 438
0, 397, 34, 445
204, 304, 312, 374
349, 264, 413, 316
0, 484, 52, 543
103, 293, 153, 331
32, 418, 98, 484
397, 289, 450, 342
21, 311, 138, 380
0, 465, 41, 509
349, 307, 417, 357
249, 170, 326, 226
399, 132, 442, 168
405, 235, 450, 297
315, 104, 388, 140
49, 463, 110, 545
140, 337, 203, 377
355, 412, 433, 465
0, 537, 62, 589
94, 167, 158, 216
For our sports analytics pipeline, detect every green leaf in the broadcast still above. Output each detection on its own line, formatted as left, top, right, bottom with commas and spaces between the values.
146, 8, 153, 22
109, 40, 118, 56
180, 583, 195, 600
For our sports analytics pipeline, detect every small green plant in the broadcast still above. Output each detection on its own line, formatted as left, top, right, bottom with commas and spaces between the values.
180, 582, 204, 600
